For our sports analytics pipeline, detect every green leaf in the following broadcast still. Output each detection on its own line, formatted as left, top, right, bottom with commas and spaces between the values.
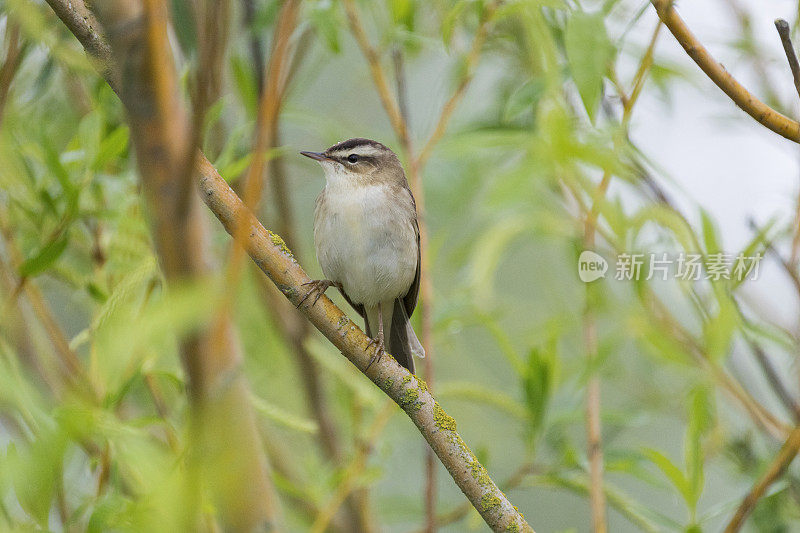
523, 343, 557, 443
700, 209, 722, 255
93, 125, 130, 170
310, 0, 341, 53
442, 1, 469, 47
504, 78, 546, 122
564, 10, 614, 122
685, 387, 712, 515
19, 235, 68, 277
389, 0, 415, 30
643, 448, 693, 506
230, 55, 258, 116
703, 296, 737, 360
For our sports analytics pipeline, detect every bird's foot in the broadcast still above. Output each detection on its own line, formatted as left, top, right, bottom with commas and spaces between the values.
365, 333, 385, 371
296, 279, 340, 308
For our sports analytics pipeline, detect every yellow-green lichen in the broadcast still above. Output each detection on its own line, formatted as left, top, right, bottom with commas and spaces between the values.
399, 387, 422, 411
433, 403, 456, 431
416, 377, 428, 394
268, 230, 294, 257
468, 458, 491, 487
481, 494, 501, 512
506, 523, 519, 532
385, 377, 394, 389
336, 315, 349, 329
402, 375, 412, 385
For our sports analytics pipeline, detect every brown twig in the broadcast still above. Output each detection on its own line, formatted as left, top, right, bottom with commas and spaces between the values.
178, 0, 230, 220
774, 18, 800, 267
724, 423, 800, 531
774, 19, 800, 103
651, 0, 800, 142
341, 0, 411, 148
580, 22, 663, 532
414, 0, 500, 171
0, 225, 88, 392
242, 0, 266, 94
0, 21, 25, 128
747, 341, 800, 422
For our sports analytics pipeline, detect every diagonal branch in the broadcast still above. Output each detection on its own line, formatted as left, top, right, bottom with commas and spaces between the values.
724, 423, 800, 532
48, 1, 536, 531
651, 0, 800, 143
195, 155, 533, 532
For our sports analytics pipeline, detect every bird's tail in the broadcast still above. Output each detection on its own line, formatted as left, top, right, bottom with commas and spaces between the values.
364, 299, 424, 374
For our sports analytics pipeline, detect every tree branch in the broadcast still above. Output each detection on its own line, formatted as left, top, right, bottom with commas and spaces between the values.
724, 423, 800, 532
49, 1, 536, 530
651, 0, 800, 143
195, 155, 534, 532
774, 19, 800, 104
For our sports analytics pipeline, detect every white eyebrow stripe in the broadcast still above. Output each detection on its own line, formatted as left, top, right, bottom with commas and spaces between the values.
329, 145, 383, 158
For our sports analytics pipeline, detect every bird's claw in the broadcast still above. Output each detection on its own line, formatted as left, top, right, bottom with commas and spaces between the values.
296, 279, 337, 308
365, 336, 385, 371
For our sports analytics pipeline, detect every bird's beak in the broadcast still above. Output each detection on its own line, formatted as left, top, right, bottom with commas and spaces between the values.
300, 151, 328, 162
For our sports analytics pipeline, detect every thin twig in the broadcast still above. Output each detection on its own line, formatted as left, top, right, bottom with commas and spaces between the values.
178, 0, 230, 220
242, 0, 265, 94
724, 424, 800, 531
0, 21, 26, 129
774, 18, 800, 266
651, 0, 800, 142
746, 341, 800, 422
774, 19, 800, 103
414, 0, 500, 170
341, 0, 411, 148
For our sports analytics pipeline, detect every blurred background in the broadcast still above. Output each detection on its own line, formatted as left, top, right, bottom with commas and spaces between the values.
2, 0, 800, 531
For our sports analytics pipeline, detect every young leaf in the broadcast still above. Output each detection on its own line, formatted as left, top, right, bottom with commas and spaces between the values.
523, 345, 557, 443
19, 235, 68, 277
564, 10, 614, 122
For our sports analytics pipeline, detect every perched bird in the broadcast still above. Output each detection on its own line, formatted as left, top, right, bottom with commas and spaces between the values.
300, 138, 425, 373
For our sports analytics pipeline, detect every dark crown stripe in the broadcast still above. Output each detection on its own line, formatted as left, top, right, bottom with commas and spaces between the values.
326, 137, 387, 154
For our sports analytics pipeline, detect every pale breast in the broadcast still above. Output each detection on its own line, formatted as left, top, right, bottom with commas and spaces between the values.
314, 183, 418, 307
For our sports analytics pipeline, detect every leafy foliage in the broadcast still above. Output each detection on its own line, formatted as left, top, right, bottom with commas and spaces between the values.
0, 0, 798, 531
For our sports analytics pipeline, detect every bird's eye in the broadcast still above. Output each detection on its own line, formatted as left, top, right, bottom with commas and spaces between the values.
347, 154, 359, 163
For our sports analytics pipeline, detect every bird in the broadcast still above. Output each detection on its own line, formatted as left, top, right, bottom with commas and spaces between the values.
299, 138, 425, 373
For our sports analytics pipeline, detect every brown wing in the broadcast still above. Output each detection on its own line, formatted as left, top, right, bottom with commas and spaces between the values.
403, 186, 421, 318
339, 287, 365, 318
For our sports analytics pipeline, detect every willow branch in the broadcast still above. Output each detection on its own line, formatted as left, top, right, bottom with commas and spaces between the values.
724, 424, 800, 532
651, 0, 800, 143
51, 2, 535, 530
196, 155, 534, 532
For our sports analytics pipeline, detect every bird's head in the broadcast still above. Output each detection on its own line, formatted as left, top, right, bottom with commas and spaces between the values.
301, 138, 404, 186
